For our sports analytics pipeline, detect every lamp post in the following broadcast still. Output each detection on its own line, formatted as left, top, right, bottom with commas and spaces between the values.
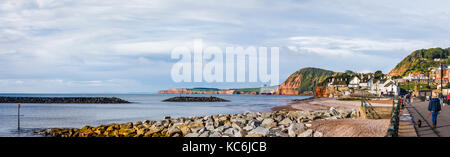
427, 69, 430, 87
441, 56, 444, 97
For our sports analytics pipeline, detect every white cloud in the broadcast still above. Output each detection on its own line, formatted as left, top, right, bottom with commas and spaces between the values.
137, 57, 152, 64
359, 69, 373, 74
113, 40, 190, 55
287, 36, 439, 56
0, 0, 449, 92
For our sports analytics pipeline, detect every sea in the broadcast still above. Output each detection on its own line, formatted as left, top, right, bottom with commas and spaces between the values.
0, 93, 310, 137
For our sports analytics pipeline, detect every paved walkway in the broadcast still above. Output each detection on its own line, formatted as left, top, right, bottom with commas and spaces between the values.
406, 99, 450, 137
398, 108, 417, 137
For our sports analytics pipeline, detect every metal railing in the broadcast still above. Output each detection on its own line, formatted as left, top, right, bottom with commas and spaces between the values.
387, 97, 401, 137
360, 97, 381, 119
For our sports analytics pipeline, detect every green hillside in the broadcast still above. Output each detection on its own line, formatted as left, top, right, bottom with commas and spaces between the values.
280, 67, 336, 92
389, 47, 450, 76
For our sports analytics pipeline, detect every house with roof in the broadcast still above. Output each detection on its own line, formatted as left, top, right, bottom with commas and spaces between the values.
327, 77, 348, 87
378, 79, 399, 96
359, 76, 373, 89
348, 76, 360, 88
403, 73, 429, 83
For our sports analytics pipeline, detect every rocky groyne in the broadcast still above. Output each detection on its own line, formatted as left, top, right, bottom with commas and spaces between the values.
39, 107, 358, 137
0, 97, 131, 104
163, 96, 230, 102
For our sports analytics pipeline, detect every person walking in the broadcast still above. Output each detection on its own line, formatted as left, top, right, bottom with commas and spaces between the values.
428, 97, 442, 128
446, 94, 450, 105
400, 97, 404, 108
406, 93, 411, 104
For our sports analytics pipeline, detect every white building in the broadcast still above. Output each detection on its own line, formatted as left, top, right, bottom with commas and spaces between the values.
327, 77, 348, 87
348, 76, 360, 88
403, 73, 429, 83
359, 77, 373, 88
378, 79, 399, 96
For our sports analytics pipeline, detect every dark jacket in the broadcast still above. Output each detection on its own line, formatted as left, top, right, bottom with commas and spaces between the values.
428, 98, 442, 112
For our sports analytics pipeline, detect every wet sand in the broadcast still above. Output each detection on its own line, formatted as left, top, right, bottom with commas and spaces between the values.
310, 119, 390, 137
272, 97, 393, 137
272, 97, 393, 111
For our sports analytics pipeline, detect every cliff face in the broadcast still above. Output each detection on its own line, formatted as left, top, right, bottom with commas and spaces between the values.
315, 86, 329, 97
388, 47, 450, 76
159, 67, 336, 95
276, 67, 335, 95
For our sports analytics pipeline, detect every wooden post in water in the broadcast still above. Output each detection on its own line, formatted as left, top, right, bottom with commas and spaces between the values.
17, 104, 20, 132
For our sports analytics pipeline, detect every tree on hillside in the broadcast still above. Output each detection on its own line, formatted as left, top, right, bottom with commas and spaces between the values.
374, 70, 384, 79
345, 70, 355, 75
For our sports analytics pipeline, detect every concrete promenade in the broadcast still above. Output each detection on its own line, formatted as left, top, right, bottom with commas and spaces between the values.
406, 98, 450, 137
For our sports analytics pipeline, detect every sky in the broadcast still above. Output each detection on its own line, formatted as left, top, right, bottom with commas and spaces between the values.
1, 0, 449, 93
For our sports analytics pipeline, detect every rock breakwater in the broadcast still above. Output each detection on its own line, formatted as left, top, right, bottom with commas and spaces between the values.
39, 107, 358, 137
0, 97, 131, 104
163, 96, 230, 102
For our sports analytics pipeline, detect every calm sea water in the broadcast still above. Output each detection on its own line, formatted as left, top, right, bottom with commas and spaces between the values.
0, 94, 310, 137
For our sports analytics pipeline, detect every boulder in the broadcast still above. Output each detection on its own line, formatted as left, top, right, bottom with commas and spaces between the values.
172, 133, 181, 137
297, 129, 314, 137
166, 127, 181, 137
78, 129, 94, 137
142, 120, 151, 124
261, 112, 272, 118
224, 128, 242, 137
329, 107, 340, 116
177, 124, 191, 136
218, 116, 228, 121
288, 123, 305, 137
231, 123, 242, 131
245, 134, 263, 137
350, 109, 359, 118
136, 128, 146, 136
185, 133, 200, 137
142, 123, 152, 129
209, 131, 222, 137
199, 131, 210, 137
243, 125, 254, 131
223, 120, 232, 128
133, 121, 142, 127
214, 126, 225, 133
148, 125, 163, 134
188, 122, 204, 133
256, 117, 264, 122
123, 122, 133, 128
261, 118, 277, 128
313, 131, 323, 137
274, 114, 284, 122
230, 117, 247, 125
118, 129, 135, 137
143, 131, 153, 137
287, 111, 302, 119
278, 118, 293, 126
247, 127, 269, 137
269, 128, 288, 137
205, 123, 215, 131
